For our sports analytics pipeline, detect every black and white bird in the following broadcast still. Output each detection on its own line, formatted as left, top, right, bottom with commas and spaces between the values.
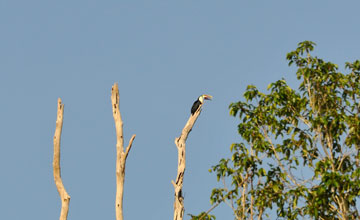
191, 94, 212, 115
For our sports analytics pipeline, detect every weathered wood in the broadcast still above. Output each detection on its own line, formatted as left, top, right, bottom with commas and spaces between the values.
172, 105, 203, 220
111, 83, 136, 220
53, 98, 70, 220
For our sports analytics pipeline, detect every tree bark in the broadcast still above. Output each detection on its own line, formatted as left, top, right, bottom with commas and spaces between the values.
111, 83, 136, 220
172, 105, 203, 220
53, 98, 70, 220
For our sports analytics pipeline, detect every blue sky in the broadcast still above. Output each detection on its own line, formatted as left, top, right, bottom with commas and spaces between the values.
1, 1, 360, 219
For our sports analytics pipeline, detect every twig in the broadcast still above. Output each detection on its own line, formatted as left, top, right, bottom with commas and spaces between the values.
198, 202, 221, 220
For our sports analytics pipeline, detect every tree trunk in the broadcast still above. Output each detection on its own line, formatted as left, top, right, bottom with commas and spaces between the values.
172, 106, 203, 220
53, 98, 71, 220
111, 83, 136, 220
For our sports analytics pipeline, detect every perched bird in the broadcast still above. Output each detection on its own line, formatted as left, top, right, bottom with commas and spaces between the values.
191, 94, 213, 115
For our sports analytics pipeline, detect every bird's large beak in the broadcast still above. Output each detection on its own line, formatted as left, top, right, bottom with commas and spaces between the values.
204, 94, 213, 100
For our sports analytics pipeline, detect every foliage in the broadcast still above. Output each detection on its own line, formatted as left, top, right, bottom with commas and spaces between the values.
188, 212, 216, 220
192, 41, 360, 219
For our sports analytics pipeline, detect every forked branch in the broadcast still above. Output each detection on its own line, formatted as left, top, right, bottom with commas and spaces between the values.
111, 83, 136, 220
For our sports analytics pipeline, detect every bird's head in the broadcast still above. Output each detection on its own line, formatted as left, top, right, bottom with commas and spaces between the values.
199, 94, 213, 103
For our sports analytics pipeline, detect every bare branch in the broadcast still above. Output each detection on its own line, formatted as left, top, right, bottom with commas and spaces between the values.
53, 98, 70, 220
111, 83, 136, 220
125, 134, 136, 160
173, 105, 203, 220
111, 83, 124, 153
198, 202, 221, 220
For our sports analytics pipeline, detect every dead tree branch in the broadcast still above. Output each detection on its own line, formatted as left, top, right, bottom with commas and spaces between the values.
172, 104, 203, 220
53, 98, 70, 220
111, 83, 136, 220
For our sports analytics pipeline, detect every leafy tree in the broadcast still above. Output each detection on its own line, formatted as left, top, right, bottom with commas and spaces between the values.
193, 41, 360, 220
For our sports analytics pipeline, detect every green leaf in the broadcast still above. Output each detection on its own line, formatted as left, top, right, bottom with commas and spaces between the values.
206, 41, 360, 220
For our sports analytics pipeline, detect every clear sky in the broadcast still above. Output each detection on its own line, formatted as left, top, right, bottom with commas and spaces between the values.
1, 1, 360, 219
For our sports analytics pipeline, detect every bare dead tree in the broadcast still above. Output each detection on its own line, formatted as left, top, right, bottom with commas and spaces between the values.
111, 83, 136, 220
172, 102, 205, 220
53, 98, 71, 220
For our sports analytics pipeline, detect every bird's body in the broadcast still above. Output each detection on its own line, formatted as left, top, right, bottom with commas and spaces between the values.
191, 99, 202, 115
191, 94, 212, 115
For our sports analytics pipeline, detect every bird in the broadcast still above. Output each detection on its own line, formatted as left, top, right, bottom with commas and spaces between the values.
191, 94, 212, 115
